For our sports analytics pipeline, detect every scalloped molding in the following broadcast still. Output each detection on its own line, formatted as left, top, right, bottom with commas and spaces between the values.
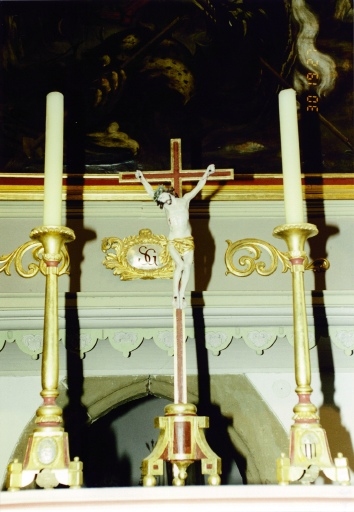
0, 290, 353, 360
1, 325, 353, 360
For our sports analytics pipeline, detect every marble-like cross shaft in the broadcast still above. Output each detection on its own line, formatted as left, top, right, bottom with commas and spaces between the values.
120, 139, 233, 197
174, 308, 187, 403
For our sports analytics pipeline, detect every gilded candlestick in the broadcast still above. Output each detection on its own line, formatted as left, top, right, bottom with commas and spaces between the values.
225, 223, 350, 485
273, 223, 350, 485
2, 225, 83, 491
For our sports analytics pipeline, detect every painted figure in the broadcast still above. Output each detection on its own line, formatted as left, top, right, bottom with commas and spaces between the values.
135, 164, 215, 309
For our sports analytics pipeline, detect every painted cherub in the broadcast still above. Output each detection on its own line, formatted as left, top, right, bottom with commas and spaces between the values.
135, 164, 215, 309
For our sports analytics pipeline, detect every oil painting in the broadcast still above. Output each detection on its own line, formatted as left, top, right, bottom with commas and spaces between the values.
0, 0, 352, 176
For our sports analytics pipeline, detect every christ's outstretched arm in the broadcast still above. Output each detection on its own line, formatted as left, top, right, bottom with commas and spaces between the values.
135, 170, 155, 199
182, 164, 215, 202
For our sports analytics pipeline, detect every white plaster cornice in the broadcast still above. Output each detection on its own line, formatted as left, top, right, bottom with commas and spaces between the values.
1, 290, 353, 329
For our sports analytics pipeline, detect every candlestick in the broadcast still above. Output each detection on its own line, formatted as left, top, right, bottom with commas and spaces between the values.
273, 224, 350, 485
279, 89, 304, 224
43, 92, 64, 226
224, 227, 349, 485
3, 226, 83, 490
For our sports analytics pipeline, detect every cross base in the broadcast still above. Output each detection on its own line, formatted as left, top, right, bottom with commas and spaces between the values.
277, 421, 351, 485
6, 427, 83, 491
141, 403, 221, 486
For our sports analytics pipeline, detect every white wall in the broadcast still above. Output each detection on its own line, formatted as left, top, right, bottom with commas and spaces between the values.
247, 371, 354, 484
1, 198, 353, 487
1, 199, 353, 295
0, 376, 42, 486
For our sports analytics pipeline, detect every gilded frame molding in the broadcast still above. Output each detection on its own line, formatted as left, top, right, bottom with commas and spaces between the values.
0, 173, 353, 201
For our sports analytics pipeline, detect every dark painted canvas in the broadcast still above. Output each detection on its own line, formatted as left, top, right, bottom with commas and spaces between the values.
0, 0, 352, 175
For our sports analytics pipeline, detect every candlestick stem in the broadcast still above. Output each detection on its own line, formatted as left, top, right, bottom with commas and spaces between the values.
273, 224, 317, 396
30, 227, 74, 424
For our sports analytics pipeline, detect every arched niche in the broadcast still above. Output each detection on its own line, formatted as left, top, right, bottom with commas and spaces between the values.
5, 374, 288, 487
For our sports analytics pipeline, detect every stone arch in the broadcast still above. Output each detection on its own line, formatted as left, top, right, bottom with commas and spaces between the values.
5, 374, 288, 487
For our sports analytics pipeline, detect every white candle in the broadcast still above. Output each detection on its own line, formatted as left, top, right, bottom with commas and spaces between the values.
43, 92, 64, 226
278, 88, 304, 224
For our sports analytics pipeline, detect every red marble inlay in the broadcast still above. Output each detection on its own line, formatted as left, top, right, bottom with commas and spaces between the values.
298, 394, 311, 403
46, 260, 59, 267
290, 258, 304, 265
173, 421, 191, 454
175, 308, 185, 404
36, 421, 61, 427
43, 397, 57, 405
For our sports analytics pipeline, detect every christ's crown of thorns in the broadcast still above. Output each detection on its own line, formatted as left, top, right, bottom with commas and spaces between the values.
153, 185, 173, 202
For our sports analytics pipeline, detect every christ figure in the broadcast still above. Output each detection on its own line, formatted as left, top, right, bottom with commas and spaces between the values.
135, 164, 215, 309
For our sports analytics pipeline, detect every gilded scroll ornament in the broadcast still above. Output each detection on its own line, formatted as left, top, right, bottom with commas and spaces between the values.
0, 226, 72, 278
225, 237, 290, 277
225, 236, 329, 278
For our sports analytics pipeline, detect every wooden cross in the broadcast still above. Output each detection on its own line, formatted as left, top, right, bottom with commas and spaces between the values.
120, 138, 234, 197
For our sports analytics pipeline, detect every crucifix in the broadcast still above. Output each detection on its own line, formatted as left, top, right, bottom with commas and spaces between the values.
133, 139, 228, 486
134, 139, 233, 402
127, 138, 233, 313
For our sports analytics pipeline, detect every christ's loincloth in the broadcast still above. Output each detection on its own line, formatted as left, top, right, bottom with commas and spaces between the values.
169, 236, 195, 255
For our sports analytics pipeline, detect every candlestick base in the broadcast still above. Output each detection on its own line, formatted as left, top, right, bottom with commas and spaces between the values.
277, 421, 350, 485
141, 403, 221, 486
6, 428, 83, 491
